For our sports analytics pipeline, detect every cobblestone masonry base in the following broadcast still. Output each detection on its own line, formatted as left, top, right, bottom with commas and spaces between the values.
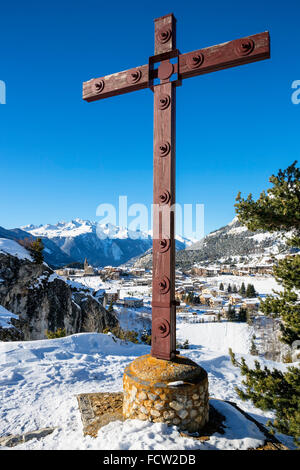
123, 354, 209, 433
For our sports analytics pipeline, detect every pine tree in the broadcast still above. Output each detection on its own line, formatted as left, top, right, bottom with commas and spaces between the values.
219, 282, 224, 291
233, 161, 300, 445
226, 304, 236, 321
238, 307, 247, 322
233, 284, 238, 293
230, 349, 300, 446
18, 237, 44, 264
250, 337, 259, 356
227, 283, 232, 293
31, 238, 44, 264
240, 282, 246, 296
246, 283, 257, 298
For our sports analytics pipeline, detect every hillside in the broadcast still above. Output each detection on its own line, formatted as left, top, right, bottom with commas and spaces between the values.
132, 217, 293, 270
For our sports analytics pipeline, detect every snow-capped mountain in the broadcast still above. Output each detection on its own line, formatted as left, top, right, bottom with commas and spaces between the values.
132, 216, 295, 270
177, 216, 294, 268
186, 216, 289, 255
22, 219, 192, 267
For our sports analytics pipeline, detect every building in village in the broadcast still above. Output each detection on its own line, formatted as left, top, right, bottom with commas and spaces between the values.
84, 258, 96, 276
104, 289, 119, 306
209, 296, 224, 308
123, 297, 144, 308
175, 287, 187, 301
200, 293, 212, 305
100, 266, 123, 279
229, 293, 243, 305
131, 268, 146, 277
242, 298, 260, 312
191, 266, 220, 277
202, 287, 218, 297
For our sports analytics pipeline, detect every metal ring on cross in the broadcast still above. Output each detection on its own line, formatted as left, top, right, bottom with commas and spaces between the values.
158, 94, 171, 110
157, 275, 171, 294
159, 190, 171, 205
93, 79, 105, 94
187, 52, 204, 69
159, 239, 171, 253
157, 141, 171, 157
153, 317, 171, 338
127, 69, 142, 84
235, 38, 254, 56
157, 26, 172, 44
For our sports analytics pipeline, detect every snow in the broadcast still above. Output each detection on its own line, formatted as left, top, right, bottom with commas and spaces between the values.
207, 274, 280, 295
0, 305, 18, 329
250, 232, 273, 242
177, 322, 254, 355
0, 326, 295, 450
227, 226, 248, 236
0, 238, 32, 261
22, 219, 193, 247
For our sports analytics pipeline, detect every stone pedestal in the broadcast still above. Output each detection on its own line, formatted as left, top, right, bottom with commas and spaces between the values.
123, 354, 209, 433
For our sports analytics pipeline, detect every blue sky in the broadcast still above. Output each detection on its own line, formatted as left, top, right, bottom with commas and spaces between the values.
0, 0, 299, 238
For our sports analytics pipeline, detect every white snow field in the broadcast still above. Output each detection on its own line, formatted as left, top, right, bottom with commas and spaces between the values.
0, 326, 295, 450
176, 322, 254, 355
0, 238, 32, 262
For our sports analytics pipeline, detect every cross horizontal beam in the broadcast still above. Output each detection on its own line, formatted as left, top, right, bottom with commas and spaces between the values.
83, 31, 270, 102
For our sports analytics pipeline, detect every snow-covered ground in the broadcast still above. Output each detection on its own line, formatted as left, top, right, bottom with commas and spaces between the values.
0, 325, 295, 450
0, 247, 295, 450
114, 306, 152, 334
202, 275, 280, 295
177, 322, 254, 355
0, 238, 32, 261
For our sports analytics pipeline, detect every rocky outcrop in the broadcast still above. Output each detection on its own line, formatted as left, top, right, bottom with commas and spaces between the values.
0, 251, 118, 341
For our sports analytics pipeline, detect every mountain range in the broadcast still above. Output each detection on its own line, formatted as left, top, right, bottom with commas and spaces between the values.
19, 219, 192, 268
1, 217, 294, 270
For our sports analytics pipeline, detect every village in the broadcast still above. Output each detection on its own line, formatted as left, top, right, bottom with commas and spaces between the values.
55, 257, 271, 326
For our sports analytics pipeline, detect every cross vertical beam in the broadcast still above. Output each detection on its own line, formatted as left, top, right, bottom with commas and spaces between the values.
82, 13, 270, 362
151, 14, 177, 360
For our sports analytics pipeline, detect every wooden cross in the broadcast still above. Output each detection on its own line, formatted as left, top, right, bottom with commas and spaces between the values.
83, 13, 270, 361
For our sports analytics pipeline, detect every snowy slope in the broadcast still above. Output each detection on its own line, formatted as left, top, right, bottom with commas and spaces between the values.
0, 238, 32, 261
0, 226, 74, 268
0, 329, 295, 450
177, 323, 254, 355
175, 216, 294, 268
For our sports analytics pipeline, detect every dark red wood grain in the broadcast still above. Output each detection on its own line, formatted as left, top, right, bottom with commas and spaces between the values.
179, 32, 270, 80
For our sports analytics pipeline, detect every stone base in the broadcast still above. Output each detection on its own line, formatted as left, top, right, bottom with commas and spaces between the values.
77, 392, 123, 437
76, 392, 288, 449
123, 354, 209, 433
